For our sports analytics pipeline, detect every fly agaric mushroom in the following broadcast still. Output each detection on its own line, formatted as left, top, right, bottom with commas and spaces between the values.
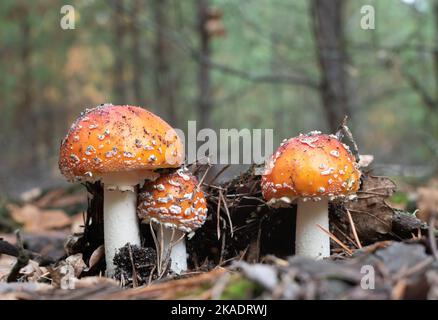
59, 104, 183, 275
137, 168, 208, 274
261, 131, 361, 259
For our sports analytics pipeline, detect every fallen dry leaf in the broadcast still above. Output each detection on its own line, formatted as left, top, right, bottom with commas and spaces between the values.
49, 193, 87, 208
6, 204, 71, 232
52, 254, 87, 290
345, 174, 397, 242
0, 255, 16, 280
20, 188, 42, 203
34, 189, 66, 208
70, 212, 85, 234
73, 276, 118, 289
39, 210, 72, 231
65, 253, 87, 277
19, 260, 47, 282
417, 187, 438, 223
89, 245, 104, 269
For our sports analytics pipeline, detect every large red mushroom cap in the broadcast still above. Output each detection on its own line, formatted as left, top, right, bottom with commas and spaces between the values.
59, 104, 184, 183
261, 131, 361, 204
137, 168, 208, 233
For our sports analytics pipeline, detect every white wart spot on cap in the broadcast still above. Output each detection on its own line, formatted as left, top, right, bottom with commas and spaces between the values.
320, 168, 334, 176
168, 179, 181, 187
330, 150, 340, 157
177, 169, 191, 181
299, 136, 319, 148
70, 154, 80, 163
169, 205, 182, 214
85, 145, 96, 156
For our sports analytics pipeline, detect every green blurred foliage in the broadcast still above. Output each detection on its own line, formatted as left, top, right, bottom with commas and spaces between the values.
219, 276, 262, 299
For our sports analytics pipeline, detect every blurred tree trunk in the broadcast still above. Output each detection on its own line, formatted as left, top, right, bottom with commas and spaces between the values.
19, 13, 32, 123
310, 0, 349, 132
433, 1, 438, 106
130, 0, 145, 106
112, 0, 127, 103
197, 0, 212, 129
429, 0, 438, 136
153, 0, 177, 126
15, 5, 37, 169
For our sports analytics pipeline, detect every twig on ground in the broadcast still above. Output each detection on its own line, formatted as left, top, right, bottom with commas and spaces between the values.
127, 244, 138, 288
346, 209, 362, 249
191, 165, 211, 202
0, 239, 19, 257
216, 194, 222, 240
0, 238, 54, 265
210, 165, 231, 185
335, 116, 360, 162
332, 224, 360, 249
7, 230, 30, 283
219, 190, 234, 237
316, 224, 353, 256
149, 223, 162, 278
219, 233, 226, 266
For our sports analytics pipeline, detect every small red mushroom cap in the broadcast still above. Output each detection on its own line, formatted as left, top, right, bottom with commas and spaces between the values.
137, 168, 208, 233
59, 104, 184, 182
261, 131, 361, 203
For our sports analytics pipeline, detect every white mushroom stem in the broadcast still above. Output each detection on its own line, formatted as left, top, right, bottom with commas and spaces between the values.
295, 197, 330, 259
103, 187, 141, 276
155, 225, 187, 275
101, 170, 158, 276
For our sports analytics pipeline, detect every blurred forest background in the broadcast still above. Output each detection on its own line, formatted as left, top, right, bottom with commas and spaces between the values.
1, 0, 438, 199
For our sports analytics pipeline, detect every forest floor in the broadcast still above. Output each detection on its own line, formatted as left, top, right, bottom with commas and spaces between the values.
0, 163, 437, 300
